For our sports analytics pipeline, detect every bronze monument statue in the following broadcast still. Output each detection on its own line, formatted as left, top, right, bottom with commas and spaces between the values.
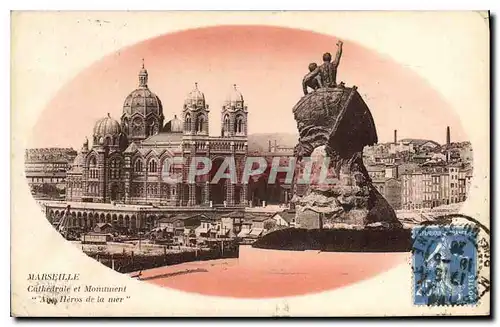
292, 40, 403, 230
302, 40, 343, 96
252, 39, 409, 252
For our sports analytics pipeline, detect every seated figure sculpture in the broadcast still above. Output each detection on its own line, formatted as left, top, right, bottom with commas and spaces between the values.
302, 63, 322, 95
292, 40, 403, 230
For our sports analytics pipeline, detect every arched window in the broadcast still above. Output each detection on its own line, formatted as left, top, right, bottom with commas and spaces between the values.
185, 113, 191, 132
224, 114, 230, 134
89, 157, 97, 166
148, 160, 158, 173
134, 159, 143, 172
196, 114, 204, 133
89, 156, 98, 179
234, 115, 244, 133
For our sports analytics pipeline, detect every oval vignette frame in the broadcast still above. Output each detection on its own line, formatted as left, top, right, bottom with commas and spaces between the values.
27, 25, 470, 298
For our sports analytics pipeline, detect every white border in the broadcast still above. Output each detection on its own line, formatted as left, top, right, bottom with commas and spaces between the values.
4, 1, 498, 325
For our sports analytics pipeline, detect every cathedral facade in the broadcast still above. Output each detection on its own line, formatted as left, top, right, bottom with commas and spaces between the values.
66, 63, 249, 207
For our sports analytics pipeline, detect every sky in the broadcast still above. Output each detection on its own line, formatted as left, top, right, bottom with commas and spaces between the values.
28, 25, 467, 149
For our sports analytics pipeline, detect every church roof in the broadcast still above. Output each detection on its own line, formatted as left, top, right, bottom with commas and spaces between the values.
225, 84, 244, 104
272, 210, 296, 224
93, 114, 121, 137
184, 83, 205, 108
124, 142, 139, 154
122, 60, 163, 118
223, 84, 246, 111
142, 132, 184, 144
72, 152, 85, 167
163, 115, 183, 133
122, 88, 163, 117
138, 148, 150, 156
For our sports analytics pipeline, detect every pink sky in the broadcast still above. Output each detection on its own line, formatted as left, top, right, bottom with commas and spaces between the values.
137, 248, 407, 298
29, 25, 467, 149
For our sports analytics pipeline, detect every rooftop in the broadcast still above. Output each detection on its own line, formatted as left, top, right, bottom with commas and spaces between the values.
272, 210, 296, 223
399, 139, 440, 147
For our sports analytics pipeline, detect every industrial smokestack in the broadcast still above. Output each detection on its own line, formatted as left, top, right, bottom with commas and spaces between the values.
446, 126, 451, 146
394, 130, 397, 144
268, 140, 271, 152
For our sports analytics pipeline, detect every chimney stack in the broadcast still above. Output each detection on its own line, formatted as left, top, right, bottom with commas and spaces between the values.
394, 129, 397, 144
268, 140, 272, 152
446, 126, 451, 146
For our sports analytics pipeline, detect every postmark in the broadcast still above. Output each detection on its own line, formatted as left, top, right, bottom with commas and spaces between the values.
411, 214, 490, 306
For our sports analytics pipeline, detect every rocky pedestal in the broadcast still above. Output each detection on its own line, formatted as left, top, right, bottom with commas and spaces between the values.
292, 86, 403, 230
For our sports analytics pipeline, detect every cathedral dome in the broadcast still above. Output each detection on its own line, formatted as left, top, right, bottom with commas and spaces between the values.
123, 88, 163, 117
184, 83, 206, 108
93, 113, 121, 138
226, 84, 244, 102
122, 60, 163, 118
164, 115, 183, 133
71, 152, 85, 168
224, 84, 245, 109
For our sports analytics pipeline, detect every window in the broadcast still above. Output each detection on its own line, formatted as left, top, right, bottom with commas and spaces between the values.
185, 113, 191, 131
235, 115, 244, 133
148, 160, 158, 173
89, 157, 98, 179
223, 114, 230, 133
134, 160, 143, 172
196, 114, 205, 132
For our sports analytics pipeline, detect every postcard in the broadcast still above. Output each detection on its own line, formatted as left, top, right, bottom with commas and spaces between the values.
11, 11, 490, 317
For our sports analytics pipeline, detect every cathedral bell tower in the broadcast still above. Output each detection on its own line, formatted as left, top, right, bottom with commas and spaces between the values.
221, 84, 248, 137
183, 83, 209, 136
121, 59, 164, 144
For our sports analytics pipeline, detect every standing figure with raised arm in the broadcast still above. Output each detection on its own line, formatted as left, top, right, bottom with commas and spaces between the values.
319, 40, 343, 88
301, 40, 343, 94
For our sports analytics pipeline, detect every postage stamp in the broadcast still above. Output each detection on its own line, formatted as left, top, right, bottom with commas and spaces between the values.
412, 224, 477, 306
412, 214, 490, 307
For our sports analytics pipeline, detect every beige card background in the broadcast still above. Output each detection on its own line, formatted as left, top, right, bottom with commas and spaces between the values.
11, 11, 490, 316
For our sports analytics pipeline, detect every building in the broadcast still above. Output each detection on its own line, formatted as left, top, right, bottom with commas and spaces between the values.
458, 142, 474, 163
412, 154, 433, 164
400, 162, 470, 209
271, 210, 296, 227
372, 178, 402, 210
399, 138, 440, 152
66, 62, 249, 207
25, 148, 77, 199
93, 222, 113, 234
389, 141, 415, 154
401, 169, 426, 209
267, 140, 295, 154
367, 164, 386, 180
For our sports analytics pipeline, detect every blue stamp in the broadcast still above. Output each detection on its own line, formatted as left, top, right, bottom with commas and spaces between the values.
412, 225, 478, 306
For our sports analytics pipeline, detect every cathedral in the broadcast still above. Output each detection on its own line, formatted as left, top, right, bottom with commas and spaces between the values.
66, 62, 249, 207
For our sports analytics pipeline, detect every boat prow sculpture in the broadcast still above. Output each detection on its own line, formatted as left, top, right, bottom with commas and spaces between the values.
254, 40, 409, 252
292, 85, 402, 229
